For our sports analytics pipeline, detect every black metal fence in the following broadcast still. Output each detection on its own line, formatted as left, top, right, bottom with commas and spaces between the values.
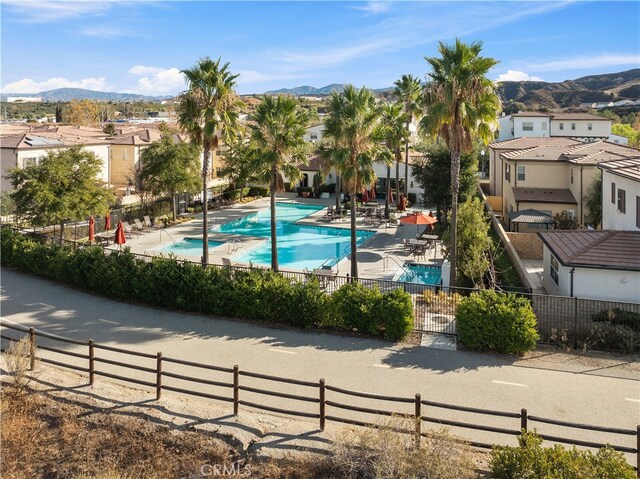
3, 225, 639, 353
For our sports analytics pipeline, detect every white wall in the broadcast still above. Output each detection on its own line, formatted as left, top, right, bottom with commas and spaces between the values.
304, 124, 325, 144
543, 245, 640, 301
82, 144, 110, 184
602, 169, 640, 231
550, 120, 610, 138
513, 116, 551, 138
497, 115, 513, 141
608, 134, 629, 145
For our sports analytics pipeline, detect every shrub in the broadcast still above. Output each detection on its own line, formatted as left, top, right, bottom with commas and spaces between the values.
248, 186, 269, 197
378, 288, 414, 341
321, 183, 336, 194
331, 282, 383, 335
296, 186, 314, 197
490, 432, 635, 479
283, 181, 292, 192
422, 290, 462, 315
407, 192, 417, 204
456, 290, 539, 355
3, 336, 37, 393
592, 307, 640, 332
223, 189, 242, 201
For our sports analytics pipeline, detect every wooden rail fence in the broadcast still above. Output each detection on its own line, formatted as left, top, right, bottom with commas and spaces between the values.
1, 323, 638, 474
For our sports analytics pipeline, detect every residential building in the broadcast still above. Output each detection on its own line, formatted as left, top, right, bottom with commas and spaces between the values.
108, 128, 163, 190
495, 139, 640, 231
7, 96, 42, 103
498, 112, 614, 143
304, 124, 325, 144
538, 230, 640, 302
599, 158, 640, 231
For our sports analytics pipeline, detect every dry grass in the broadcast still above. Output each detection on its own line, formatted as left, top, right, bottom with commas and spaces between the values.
3, 336, 37, 393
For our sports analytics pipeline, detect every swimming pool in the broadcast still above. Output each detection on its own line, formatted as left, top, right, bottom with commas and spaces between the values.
396, 263, 442, 285
215, 202, 375, 271
154, 237, 224, 257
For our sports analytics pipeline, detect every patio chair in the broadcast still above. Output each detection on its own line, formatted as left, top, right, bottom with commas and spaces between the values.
403, 238, 413, 253
143, 215, 161, 229
413, 244, 427, 261
133, 218, 150, 232
121, 221, 144, 237
222, 257, 241, 267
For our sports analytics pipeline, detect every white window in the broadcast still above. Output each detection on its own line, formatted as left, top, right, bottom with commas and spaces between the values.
522, 122, 534, 131
559, 123, 564, 130
505, 164, 511, 182
310, 133, 318, 140
571, 123, 576, 130
23, 156, 39, 167
588, 123, 592, 131
617, 188, 626, 213
517, 165, 525, 181
542, 122, 547, 130
550, 255, 559, 285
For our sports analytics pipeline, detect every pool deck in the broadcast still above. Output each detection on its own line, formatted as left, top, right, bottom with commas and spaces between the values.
115, 193, 445, 282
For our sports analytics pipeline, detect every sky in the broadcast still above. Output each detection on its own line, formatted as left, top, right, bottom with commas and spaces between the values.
1, 0, 639, 96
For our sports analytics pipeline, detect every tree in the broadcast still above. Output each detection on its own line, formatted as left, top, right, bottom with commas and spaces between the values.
103, 123, 116, 136
55, 106, 64, 123
139, 136, 201, 221
63, 99, 100, 126
323, 86, 381, 278
393, 74, 423, 198
7, 147, 114, 240
612, 123, 640, 147
411, 144, 478, 224
249, 95, 309, 271
420, 39, 501, 287
442, 198, 491, 288
553, 210, 580, 230
219, 139, 258, 201
379, 103, 407, 219
585, 174, 602, 228
177, 57, 242, 267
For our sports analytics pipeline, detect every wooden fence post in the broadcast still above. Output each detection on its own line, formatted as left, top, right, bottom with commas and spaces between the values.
88, 340, 95, 385
233, 365, 239, 416
29, 327, 35, 371
521, 408, 528, 432
415, 394, 422, 447
319, 379, 326, 431
156, 352, 162, 400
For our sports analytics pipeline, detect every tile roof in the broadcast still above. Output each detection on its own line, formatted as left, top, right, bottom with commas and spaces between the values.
300, 155, 325, 171
508, 208, 554, 224
538, 230, 640, 271
511, 112, 553, 118
550, 112, 611, 121
498, 140, 640, 164
490, 137, 581, 150
513, 187, 577, 204
599, 157, 640, 182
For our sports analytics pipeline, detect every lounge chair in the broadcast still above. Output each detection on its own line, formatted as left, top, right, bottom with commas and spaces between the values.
143, 215, 162, 229
122, 221, 144, 237
133, 218, 150, 232
221, 257, 241, 267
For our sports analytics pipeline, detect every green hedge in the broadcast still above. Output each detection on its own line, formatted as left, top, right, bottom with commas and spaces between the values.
491, 432, 635, 479
456, 289, 539, 355
248, 186, 269, 197
223, 189, 242, 201
592, 307, 640, 332
1, 228, 413, 341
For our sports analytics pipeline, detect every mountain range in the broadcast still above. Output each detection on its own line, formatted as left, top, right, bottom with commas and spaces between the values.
263, 69, 640, 110
1, 88, 172, 102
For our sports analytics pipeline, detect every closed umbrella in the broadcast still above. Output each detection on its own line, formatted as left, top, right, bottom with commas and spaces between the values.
370, 185, 376, 200
88, 216, 95, 242
104, 211, 111, 231
362, 190, 369, 203
398, 194, 407, 212
114, 220, 126, 247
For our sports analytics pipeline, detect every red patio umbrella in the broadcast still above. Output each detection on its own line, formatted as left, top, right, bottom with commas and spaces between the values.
362, 189, 370, 203
88, 216, 95, 242
370, 185, 376, 200
399, 211, 437, 236
104, 211, 111, 231
398, 194, 407, 211
114, 220, 126, 247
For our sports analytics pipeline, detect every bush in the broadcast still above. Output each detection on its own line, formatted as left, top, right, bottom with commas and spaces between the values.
248, 186, 269, 197
321, 183, 336, 194
283, 181, 292, 192
407, 192, 417, 204
241, 187, 251, 197
422, 290, 462, 315
456, 290, 539, 355
490, 432, 635, 479
592, 307, 640, 332
296, 186, 314, 197
1, 228, 412, 341
378, 288, 414, 341
223, 189, 242, 201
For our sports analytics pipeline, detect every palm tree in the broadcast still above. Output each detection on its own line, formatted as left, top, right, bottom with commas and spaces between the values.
323, 85, 381, 279
394, 74, 423, 199
250, 95, 309, 272
419, 39, 500, 287
379, 103, 407, 219
177, 57, 241, 267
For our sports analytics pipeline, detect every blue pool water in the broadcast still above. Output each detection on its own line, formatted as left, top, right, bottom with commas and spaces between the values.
215, 202, 375, 271
397, 263, 442, 285
155, 237, 223, 257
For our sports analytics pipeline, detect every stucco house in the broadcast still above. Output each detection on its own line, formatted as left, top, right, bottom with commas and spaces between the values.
599, 157, 640, 231
498, 111, 614, 143
538, 230, 640, 302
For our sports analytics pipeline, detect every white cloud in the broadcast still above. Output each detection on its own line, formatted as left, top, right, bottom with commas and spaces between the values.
129, 65, 164, 76
1, 77, 109, 93
353, 2, 392, 15
528, 54, 640, 72
2, 0, 113, 23
127, 67, 185, 95
81, 25, 146, 38
495, 70, 544, 82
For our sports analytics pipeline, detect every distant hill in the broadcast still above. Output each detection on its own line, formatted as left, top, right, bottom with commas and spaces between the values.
499, 69, 640, 110
264, 83, 393, 96
1, 88, 173, 102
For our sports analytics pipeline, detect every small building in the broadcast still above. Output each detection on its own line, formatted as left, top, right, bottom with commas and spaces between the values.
538, 230, 640, 302
599, 158, 640, 231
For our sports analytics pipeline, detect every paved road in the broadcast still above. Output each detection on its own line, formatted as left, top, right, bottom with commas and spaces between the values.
1, 268, 638, 449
